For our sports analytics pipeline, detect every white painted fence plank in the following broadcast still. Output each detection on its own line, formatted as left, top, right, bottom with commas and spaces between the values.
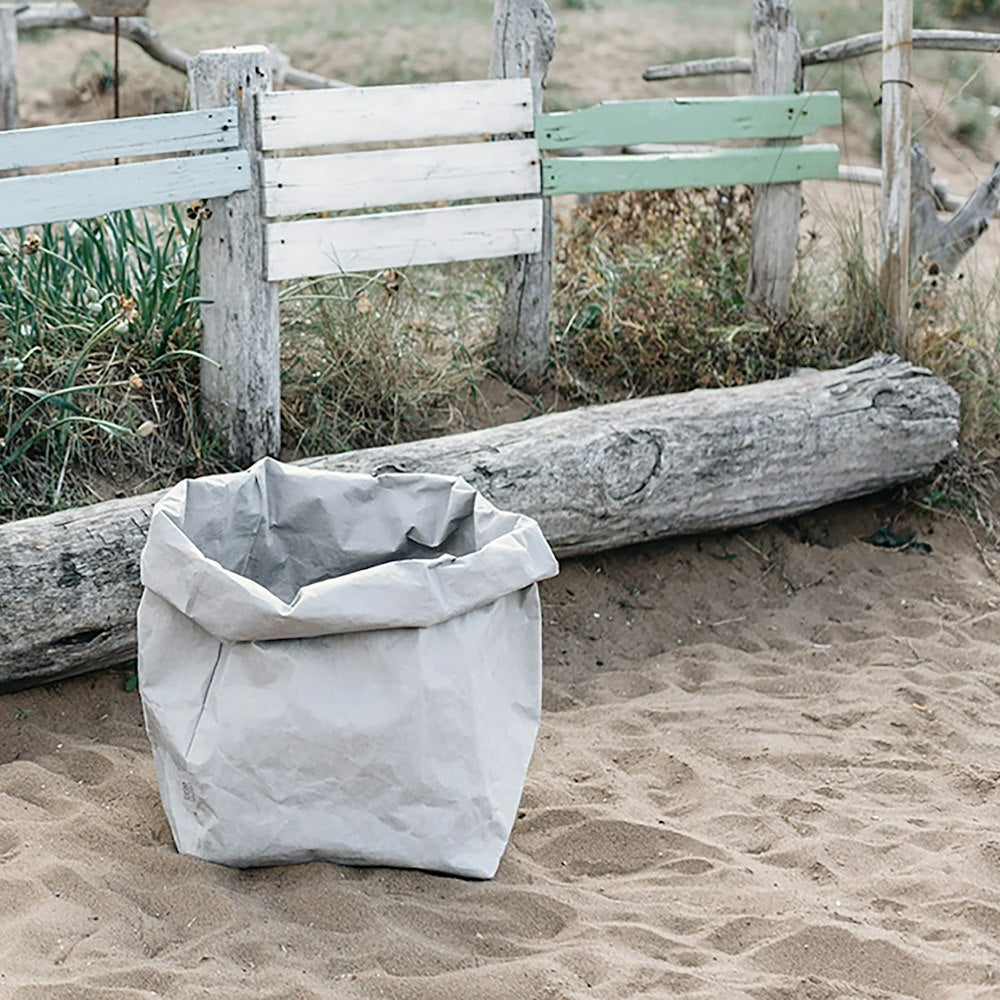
263, 139, 541, 217
0, 151, 251, 229
259, 78, 534, 151
0, 107, 240, 171
266, 199, 543, 281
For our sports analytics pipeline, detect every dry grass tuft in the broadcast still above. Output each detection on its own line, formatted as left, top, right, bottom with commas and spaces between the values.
279, 267, 488, 459
551, 188, 885, 403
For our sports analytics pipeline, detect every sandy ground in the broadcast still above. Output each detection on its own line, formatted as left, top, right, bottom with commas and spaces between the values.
2, 492, 1000, 999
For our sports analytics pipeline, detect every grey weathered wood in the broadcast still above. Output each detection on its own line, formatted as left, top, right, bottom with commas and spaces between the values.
0, 5, 18, 132
644, 30, 1000, 82
16, 4, 347, 88
910, 143, 1000, 276
835, 161, 998, 219
747, 0, 803, 321
0, 355, 959, 691
189, 47, 280, 465
881, 0, 913, 358
489, 0, 555, 389
807, 28, 1000, 65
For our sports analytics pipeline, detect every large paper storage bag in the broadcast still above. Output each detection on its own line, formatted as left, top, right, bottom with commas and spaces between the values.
138, 458, 558, 878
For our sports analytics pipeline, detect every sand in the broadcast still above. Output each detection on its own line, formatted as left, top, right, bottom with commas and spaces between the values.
2, 492, 1000, 998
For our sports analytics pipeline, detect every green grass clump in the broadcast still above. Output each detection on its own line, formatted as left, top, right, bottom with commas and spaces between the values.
0, 208, 223, 521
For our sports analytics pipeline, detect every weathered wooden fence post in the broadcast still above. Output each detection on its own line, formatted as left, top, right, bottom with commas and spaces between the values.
747, 0, 802, 320
189, 46, 280, 465
0, 5, 19, 131
490, 0, 556, 389
880, 0, 913, 357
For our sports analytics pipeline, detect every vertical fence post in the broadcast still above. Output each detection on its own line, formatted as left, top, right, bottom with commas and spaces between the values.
880, 0, 913, 357
747, 0, 802, 320
189, 46, 280, 465
490, 0, 556, 390
0, 5, 19, 131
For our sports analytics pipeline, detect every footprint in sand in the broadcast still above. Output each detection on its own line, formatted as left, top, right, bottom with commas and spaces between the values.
0, 828, 20, 865
531, 818, 725, 878
606, 746, 703, 815
752, 925, 941, 997
0, 876, 47, 922
0, 760, 80, 819
57, 748, 117, 787
705, 915, 791, 955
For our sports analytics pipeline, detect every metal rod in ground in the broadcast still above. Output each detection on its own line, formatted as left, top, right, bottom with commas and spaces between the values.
113, 15, 121, 117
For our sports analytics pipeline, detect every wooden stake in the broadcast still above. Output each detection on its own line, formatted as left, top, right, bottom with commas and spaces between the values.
0, 4, 19, 132
747, 0, 803, 321
489, 0, 556, 390
880, 0, 914, 356
189, 47, 281, 465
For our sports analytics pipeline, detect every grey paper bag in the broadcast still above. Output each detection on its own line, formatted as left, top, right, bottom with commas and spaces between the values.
138, 458, 558, 878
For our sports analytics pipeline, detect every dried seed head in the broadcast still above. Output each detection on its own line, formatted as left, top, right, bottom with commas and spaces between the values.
119, 295, 138, 321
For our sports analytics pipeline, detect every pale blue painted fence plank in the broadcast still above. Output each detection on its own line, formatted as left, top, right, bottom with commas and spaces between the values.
0, 107, 240, 171
0, 150, 251, 229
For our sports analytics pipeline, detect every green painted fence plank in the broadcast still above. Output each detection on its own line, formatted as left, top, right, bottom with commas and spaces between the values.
541, 144, 840, 196
535, 92, 842, 150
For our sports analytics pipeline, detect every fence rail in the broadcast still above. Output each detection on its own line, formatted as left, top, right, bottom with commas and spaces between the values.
0, 106, 238, 170
644, 28, 1000, 80
0, 103, 247, 229
536, 92, 841, 148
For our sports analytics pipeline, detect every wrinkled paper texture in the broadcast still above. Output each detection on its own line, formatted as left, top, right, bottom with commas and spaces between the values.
138, 459, 559, 878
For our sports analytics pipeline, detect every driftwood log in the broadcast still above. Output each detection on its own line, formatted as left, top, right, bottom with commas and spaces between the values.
0, 355, 959, 691
911, 143, 1000, 276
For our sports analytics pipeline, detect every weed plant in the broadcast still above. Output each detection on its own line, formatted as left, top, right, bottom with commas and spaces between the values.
279, 265, 490, 459
551, 188, 884, 402
0, 208, 222, 521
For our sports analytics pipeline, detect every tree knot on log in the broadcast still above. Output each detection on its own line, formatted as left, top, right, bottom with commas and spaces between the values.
597, 430, 663, 503
57, 554, 84, 589
872, 388, 899, 410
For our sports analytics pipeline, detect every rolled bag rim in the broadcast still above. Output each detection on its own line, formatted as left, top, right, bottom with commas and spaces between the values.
139, 458, 559, 643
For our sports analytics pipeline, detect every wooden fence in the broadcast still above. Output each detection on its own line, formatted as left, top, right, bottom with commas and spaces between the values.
644, 2, 1000, 359
0, 43, 840, 465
